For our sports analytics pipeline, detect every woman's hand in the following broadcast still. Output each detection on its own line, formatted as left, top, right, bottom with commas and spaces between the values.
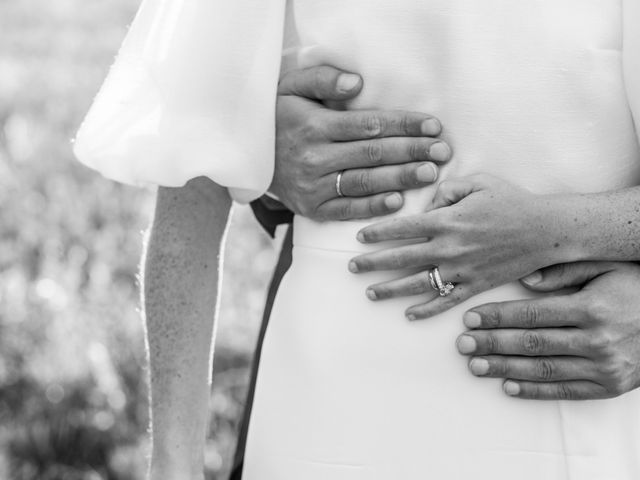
349, 174, 572, 320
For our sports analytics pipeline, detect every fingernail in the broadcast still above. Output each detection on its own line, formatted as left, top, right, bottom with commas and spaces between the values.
456, 335, 477, 354
384, 192, 403, 210
420, 118, 441, 136
336, 73, 361, 93
428, 142, 452, 162
503, 381, 521, 396
469, 358, 490, 376
366, 288, 377, 301
406, 313, 417, 322
416, 163, 438, 183
463, 311, 482, 328
522, 271, 542, 286
348, 260, 359, 273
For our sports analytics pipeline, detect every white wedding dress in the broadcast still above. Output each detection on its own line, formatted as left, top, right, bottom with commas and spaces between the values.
75, 1, 640, 479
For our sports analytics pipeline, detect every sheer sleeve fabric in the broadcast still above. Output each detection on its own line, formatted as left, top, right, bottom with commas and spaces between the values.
73, 0, 286, 203
624, 0, 640, 146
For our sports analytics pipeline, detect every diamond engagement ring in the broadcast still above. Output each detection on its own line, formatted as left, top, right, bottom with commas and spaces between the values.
335, 170, 345, 197
428, 267, 455, 297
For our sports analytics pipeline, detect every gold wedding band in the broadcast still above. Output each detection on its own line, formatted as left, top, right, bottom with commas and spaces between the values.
336, 170, 345, 197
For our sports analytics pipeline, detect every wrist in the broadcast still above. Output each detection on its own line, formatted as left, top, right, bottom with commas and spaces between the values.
534, 194, 589, 265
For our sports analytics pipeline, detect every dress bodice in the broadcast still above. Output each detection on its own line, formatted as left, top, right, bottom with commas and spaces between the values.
288, 0, 640, 252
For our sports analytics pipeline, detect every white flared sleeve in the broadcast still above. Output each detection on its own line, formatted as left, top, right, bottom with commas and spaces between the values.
73, 0, 286, 203
624, 0, 640, 146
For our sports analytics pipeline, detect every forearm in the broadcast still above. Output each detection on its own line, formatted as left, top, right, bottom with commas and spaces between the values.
541, 187, 640, 264
143, 177, 231, 479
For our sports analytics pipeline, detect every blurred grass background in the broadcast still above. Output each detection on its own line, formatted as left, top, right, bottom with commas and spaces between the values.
0, 0, 280, 478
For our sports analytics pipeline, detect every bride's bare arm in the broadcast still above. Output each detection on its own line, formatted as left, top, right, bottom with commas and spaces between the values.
349, 174, 640, 319
143, 177, 231, 480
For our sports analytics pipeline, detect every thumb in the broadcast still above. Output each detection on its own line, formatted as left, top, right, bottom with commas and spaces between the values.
520, 262, 617, 292
430, 179, 476, 210
277, 66, 363, 101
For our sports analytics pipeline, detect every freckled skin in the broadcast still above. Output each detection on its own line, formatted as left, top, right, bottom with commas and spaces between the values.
143, 177, 231, 480
353, 176, 640, 319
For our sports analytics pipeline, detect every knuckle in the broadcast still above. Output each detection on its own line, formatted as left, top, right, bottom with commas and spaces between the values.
399, 114, 410, 134
485, 333, 500, 353
481, 306, 503, 328
518, 303, 542, 329
556, 383, 576, 400
583, 296, 613, 324
355, 170, 373, 194
491, 359, 508, 377
520, 331, 546, 355
599, 355, 631, 394
399, 165, 419, 187
586, 330, 613, 356
366, 142, 384, 165
300, 151, 322, 174
408, 141, 422, 161
300, 116, 322, 138
337, 202, 353, 220
298, 179, 316, 196
362, 115, 384, 137
534, 358, 556, 381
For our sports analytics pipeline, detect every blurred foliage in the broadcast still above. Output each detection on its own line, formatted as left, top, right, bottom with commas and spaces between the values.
0, 0, 280, 478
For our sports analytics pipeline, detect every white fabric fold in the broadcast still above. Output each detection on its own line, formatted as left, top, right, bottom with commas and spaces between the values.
74, 0, 286, 202
624, 0, 640, 145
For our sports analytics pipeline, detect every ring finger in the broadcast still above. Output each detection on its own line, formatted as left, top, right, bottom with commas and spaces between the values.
337, 161, 439, 198
365, 270, 442, 301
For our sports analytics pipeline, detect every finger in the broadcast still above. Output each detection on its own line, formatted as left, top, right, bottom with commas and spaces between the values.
463, 296, 587, 330
503, 379, 610, 400
357, 213, 438, 244
349, 242, 436, 273
365, 271, 440, 301
325, 110, 444, 141
520, 261, 619, 292
429, 178, 479, 209
314, 192, 404, 221
468, 355, 597, 382
277, 66, 363, 101
456, 328, 587, 357
339, 162, 438, 197
325, 136, 451, 172
405, 283, 472, 321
